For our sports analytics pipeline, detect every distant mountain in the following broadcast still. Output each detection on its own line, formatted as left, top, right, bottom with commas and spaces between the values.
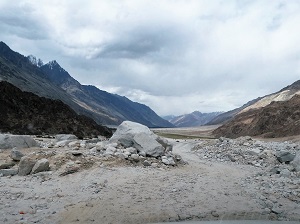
0, 41, 173, 128
167, 111, 223, 127
40, 60, 173, 128
213, 80, 300, 138
0, 81, 112, 138
162, 115, 176, 121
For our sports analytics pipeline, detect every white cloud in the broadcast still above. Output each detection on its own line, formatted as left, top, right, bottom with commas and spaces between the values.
1, 0, 300, 116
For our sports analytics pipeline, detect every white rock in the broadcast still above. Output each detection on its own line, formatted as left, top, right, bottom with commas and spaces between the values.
0, 134, 38, 149
31, 159, 50, 174
130, 154, 140, 162
109, 121, 153, 147
125, 147, 137, 154
55, 134, 77, 142
133, 133, 164, 157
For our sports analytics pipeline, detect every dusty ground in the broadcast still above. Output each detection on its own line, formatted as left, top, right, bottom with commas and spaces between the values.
1, 130, 300, 223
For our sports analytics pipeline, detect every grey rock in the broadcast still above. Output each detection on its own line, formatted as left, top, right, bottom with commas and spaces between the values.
280, 168, 291, 177
291, 152, 300, 172
55, 140, 73, 147
0, 134, 38, 149
151, 162, 158, 167
0, 161, 16, 169
156, 136, 173, 151
71, 151, 83, 156
10, 148, 24, 161
130, 154, 140, 162
18, 156, 36, 176
55, 134, 77, 142
31, 159, 50, 174
133, 133, 164, 157
125, 147, 137, 154
109, 121, 153, 147
276, 151, 295, 163
0, 169, 18, 176
143, 160, 151, 166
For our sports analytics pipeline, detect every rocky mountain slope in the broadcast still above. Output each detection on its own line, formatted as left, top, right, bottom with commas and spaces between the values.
206, 98, 262, 125
40, 60, 173, 127
0, 81, 112, 138
0, 41, 173, 128
167, 111, 222, 127
213, 94, 300, 138
208, 80, 300, 126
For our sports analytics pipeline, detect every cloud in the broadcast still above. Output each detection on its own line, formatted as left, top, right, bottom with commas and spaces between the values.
0, 0, 300, 116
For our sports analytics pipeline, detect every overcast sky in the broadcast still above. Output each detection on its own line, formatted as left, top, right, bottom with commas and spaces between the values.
1, 0, 300, 116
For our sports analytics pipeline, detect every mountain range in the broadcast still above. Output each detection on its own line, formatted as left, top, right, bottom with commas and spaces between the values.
214, 80, 300, 138
165, 111, 223, 127
0, 41, 173, 128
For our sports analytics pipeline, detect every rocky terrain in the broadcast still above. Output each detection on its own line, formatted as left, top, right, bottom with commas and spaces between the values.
213, 95, 300, 138
0, 123, 300, 223
0, 81, 112, 138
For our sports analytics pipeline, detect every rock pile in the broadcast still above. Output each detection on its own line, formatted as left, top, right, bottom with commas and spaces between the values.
0, 121, 184, 177
192, 136, 300, 220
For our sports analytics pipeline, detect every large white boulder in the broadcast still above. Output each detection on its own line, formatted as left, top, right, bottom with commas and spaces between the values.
0, 134, 38, 149
109, 121, 170, 157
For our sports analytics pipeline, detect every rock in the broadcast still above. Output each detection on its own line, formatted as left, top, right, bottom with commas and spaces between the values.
125, 147, 137, 154
110, 121, 153, 147
133, 133, 164, 157
95, 141, 107, 151
0, 169, 18, 176
291, 152, 300, 172
130, 154, 140, 162
247, 148, 261, 155
18, 156, 36, 176
0, 134, 38, 149
71, 151, 83, 156
162, 156, 170, 165
151, 163, 158, 167
31, 159, 50, 174
143, 160, 151, 166
109, 121, 168, 158
276, 151, 295, 163
156, 136, 173, 151
0, 161, 15, 169
10, 148, 24, 161
55, 140, 74, 147
280, 168, 291, 177
55, 134, 77, 142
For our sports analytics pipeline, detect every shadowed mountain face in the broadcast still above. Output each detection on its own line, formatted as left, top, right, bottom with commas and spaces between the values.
213, 94, 300, 138
0, 81, 112, 138
0, 41, 173, 128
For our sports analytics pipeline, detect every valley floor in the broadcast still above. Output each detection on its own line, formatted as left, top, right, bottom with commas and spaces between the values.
1, 133, 300, 223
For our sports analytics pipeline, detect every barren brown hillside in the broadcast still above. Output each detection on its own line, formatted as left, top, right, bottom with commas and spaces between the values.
213, 94, 300, 138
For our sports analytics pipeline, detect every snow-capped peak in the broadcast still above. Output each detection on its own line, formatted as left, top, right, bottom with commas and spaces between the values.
27, 55, 44, 67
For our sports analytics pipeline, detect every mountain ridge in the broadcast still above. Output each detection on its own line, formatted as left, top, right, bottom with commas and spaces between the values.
0, 41, 173, 128
167, 111, 223, 127
213, 80, 300, 138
